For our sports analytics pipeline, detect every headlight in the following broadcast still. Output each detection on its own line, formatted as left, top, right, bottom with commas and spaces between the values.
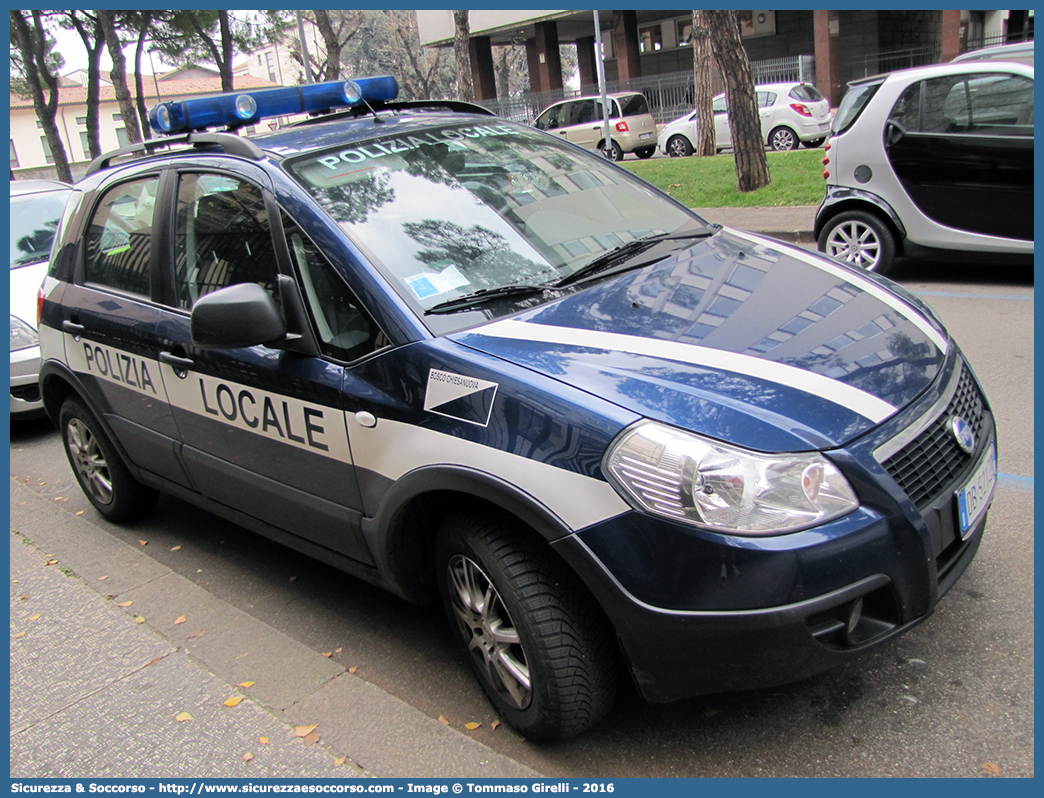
603, 420, 858, 535
10, 316, 38, 352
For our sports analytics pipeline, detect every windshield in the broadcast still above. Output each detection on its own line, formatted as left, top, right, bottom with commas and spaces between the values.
10, 188, 71, 269
286, 121, 702, 326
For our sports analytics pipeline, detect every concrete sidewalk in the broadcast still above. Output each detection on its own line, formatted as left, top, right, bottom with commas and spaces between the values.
693, 205, 817, 243
9, 479, 541, 779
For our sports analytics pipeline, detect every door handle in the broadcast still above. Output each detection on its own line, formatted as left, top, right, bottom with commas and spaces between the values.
159, 351, 195, 372
885, 120, 907, 147
62, 320, 85, 336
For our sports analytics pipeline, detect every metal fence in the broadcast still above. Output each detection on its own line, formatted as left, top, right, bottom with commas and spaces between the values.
848, 44, 942, 80
474, 54, 815, 125
965, 29, 1034, 51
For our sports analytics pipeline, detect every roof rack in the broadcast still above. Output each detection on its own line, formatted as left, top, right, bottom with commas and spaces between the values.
86, 131, 265, 177
288, 99, 497, 128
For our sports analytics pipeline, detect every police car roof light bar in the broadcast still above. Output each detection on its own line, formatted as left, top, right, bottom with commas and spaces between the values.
148, 76, 399, 135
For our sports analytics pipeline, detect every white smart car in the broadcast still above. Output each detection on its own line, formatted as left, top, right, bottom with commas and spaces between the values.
658, 81, 831, 156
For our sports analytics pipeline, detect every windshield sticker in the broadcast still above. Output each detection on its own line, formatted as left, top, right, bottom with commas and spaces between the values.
406, 264, 470, 300
424, 369, 499, 427
313, 125, 516, 172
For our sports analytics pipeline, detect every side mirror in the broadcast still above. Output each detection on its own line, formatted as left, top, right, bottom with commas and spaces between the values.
190, 283, 286, 350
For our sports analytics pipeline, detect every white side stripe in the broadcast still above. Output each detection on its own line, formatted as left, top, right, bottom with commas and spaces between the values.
727, 229, 950, 353
476, 320, 898, 424
347, 416, 631, 531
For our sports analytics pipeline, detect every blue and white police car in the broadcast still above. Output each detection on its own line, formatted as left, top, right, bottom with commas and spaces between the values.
38, 77, 996, 740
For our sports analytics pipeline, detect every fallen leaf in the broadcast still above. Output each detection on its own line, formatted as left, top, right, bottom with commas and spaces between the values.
76, 511, 84, 516
187, 630, 206, 639
46, 559, 58, 565
334, 647, 343, 654
10, 580, 17, 584
116, 601, 133, 607
174, 615, 187, 625
465, 722, 480, 731
288, 576, 297, 582
98, 575, 109, 581
322, 652, 333, 658
259, 737, 270, 745
334, 757, 346, 766
143, 657, 163, 668
18, 594, 29, 601
348, 666, 358, 674
238, 681, 255, 688
134, 616, 145, 624
170, 545, 182, 551
224, 696, 244, 708
302, 731, 321, 747
438, 715, 449, 725
175, 712, 193, 722
492, 720, 501, 731
982, 762, 1001, 777
14, 631, 26, 638
294, 725, 318, 738
243, 752, 253, 762
138, 540, 148, 546
29, 613, 40, 621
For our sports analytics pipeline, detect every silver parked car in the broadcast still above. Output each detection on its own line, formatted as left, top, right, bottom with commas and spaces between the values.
658, 82, 831, 156
10, 179, 72, 417
815, 59, 1033, 274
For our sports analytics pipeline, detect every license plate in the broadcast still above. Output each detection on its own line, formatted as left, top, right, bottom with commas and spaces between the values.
957, 440, 996, 536
639, 132, 653, 140
819, 122, 830, 131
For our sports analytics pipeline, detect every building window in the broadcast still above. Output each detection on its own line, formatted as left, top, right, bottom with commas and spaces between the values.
677, 19, 693, 47
40, 135, 54, 165
115, 127, 130, 148
80, 131, 91, 157
113, 113, 123, 122
265, 51, 278, 83
639, 25, 662, 53
11, 140, 19, 168
76, 116, 87, 125
737, 11, 776, 39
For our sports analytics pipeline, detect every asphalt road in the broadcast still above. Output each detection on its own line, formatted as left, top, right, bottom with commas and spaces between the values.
9, 257, 1033, 778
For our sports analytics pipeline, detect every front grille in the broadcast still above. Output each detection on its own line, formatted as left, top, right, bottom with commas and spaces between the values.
883, 361, 986, 509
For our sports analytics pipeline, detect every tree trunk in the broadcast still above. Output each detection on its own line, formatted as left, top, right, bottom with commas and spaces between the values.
313, 11, 342, 81
132, 19, 153, 140
691, 11, 716, 157
452, 10, 473, 101
705, 10, 770, 192
10, 10, 73, 182
99, 10, 143, 145
67, 12, 106, 158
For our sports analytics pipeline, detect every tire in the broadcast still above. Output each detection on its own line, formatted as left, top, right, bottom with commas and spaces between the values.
634, 146, 656, 159
436, 512, 617, 741
666, 135, 693, 158
818, 210, 897, 275
60, 398, 158, 522
769, 126, 798, 151
802, 137, 826, 148
599, 140, 624, 162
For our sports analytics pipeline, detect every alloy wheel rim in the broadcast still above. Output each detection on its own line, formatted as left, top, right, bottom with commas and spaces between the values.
447, 554, 532, 710
773, 129, 795, 150
827, 221, 881, 270
66, 418, 114, 505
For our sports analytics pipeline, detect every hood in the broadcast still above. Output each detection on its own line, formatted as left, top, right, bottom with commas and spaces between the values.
453, 230, 948, 452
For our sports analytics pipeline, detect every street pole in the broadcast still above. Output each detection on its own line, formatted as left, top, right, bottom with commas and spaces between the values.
593, 11, 613, 159
296, 11, 314, 84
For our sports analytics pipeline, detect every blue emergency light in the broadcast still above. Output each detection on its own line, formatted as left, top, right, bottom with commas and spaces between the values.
148, 76, 399, 135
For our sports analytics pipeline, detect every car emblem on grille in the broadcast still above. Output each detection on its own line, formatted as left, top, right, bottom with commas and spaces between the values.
950, 416, 976, 455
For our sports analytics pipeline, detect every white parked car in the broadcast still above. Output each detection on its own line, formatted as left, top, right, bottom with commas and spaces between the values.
658, 82, 831, 156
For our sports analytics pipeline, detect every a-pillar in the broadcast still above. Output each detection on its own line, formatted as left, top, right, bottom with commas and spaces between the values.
939, 9, 963, 61
469, 35, 497, 101
813, 9, 842, 108
613, 10, 641, 82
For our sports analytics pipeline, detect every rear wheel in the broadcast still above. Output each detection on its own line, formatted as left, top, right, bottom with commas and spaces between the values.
666, 135, 693, 158
818, 210, 897, 274
60, 398, 158, 522
436, 512, 617, 741
803, 137, 826, 148
599, 140, 624, 162
769, 126, 798, 151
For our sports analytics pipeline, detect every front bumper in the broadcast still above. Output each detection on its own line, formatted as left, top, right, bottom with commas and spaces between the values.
10, 345, 44, 416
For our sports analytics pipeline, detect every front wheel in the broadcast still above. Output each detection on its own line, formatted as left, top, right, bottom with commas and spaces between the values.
634, 146, 656, 159
818, 210, 897, 274
60, 398, 158, 522
666, 135, 693, 158
436, 512, 617, 741
599, 140, 624, 162
769, 126, 798, 151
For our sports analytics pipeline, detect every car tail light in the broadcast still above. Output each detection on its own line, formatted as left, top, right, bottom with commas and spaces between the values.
37, 285, 45, 327
790, 103, 813, 117
823, 170, 830, 179
823, 157, 830, 165
825, 142, 831, 150
615, 121, 629, 132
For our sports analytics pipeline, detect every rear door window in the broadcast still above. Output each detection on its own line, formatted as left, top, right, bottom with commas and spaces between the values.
84, 177, 157, 298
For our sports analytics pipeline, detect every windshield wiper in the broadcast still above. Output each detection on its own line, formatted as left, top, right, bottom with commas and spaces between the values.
553, 230, 714, 288
424, 283, 558, 315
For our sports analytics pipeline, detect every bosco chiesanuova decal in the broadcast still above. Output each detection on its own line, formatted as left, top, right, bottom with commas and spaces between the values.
424, 369, 498, 426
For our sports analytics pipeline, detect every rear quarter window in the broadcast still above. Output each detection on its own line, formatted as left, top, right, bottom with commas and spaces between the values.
832, 81, 883, 134
618, 94, 651, 116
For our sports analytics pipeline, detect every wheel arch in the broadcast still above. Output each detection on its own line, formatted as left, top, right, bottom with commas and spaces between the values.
361, 465, 579, 604
815, 187, 907, 245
